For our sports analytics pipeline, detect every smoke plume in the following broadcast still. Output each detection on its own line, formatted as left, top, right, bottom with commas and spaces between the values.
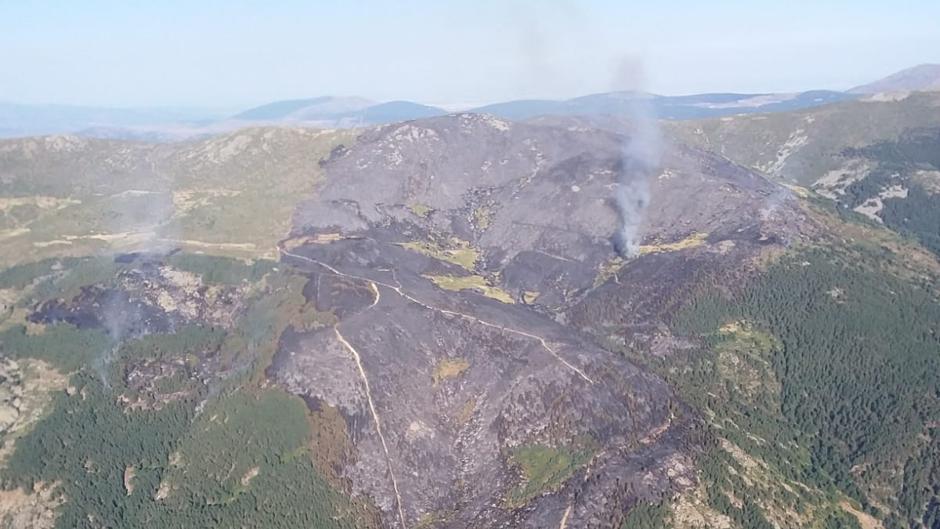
96, 172, 178, 386
611, 59, 661, 257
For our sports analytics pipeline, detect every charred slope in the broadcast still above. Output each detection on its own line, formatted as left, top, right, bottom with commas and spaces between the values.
294, 114, 801, 311
271, 114, 806, 527
276, 239, 689, 528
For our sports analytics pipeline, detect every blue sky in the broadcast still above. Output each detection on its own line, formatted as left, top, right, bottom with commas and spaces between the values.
1, 0, 938, 108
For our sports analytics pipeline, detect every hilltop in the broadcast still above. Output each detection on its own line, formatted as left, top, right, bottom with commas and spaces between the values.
667, 91, 940, 256
849, 63, 940, 94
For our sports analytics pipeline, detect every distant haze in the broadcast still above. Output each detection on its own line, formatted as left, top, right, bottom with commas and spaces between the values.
1, 1, 939, 108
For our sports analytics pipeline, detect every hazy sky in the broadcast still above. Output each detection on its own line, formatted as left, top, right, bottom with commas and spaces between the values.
2, 0, 938, 109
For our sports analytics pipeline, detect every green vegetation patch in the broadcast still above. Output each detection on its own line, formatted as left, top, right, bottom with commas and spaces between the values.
432, 357, 470, 386
166, 253, 276, 285
620, 500, 669, 529
639, 232, 709, 255
408, 202, 433, 218
235, 272, 316, 382
472, 206, 492, 230
400, 238, 479, 271
506, 444, 594, 507
0, 129, 357, 266
157, 389, 371, 528
0, 324, 110, 373
415, 511, 450, 528
713, 321, 781, 403
425, 273, 514, 303
120, 325, 224, 363
0, 256, 122, 305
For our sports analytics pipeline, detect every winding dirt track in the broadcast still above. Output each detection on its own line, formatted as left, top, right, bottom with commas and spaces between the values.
333, 325, 408, 529
558, 505, 573, 529
279, 243, 601, 529
279, 243, 683, 528
279, 246, 595, 384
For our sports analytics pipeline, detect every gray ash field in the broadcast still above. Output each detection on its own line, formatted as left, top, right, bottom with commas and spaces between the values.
268, 114, 805, 527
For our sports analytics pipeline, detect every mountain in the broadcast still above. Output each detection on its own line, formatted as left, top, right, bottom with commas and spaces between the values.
3, 69, 918, 142
3, 63, 936, 141
470, 90, 855, 121
358, 100, 448, 124
667, 91, 940, 256
849, 63, 940, 94
470, 98, 574, 120
79, 86, 862, 141
662, 92, 940, 529
0, 98, 445, 142
0, 102, 224, 138
232, 96, 375, 121
232, 97, 446, 125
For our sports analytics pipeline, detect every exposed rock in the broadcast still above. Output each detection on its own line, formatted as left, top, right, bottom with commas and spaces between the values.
0, 358, 69, 468
0, 482, 62, 529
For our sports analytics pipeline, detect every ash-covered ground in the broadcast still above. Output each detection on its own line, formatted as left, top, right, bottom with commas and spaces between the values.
269, 114, 808, 528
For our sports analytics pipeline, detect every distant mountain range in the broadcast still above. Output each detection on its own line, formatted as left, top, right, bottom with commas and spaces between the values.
231, 96, 446, 124
0, 102, 227, 139
1, 63, 937, 140
231, 96, 374, 121
470, 90, 854, 121
849, 63, 940, 94
227, 91, 856, 126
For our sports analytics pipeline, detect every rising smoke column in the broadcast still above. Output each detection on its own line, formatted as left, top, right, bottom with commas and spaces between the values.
95, 166, 178, 385
611, 60, 661, 258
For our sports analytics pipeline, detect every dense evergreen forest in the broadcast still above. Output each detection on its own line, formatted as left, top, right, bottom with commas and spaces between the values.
0, 255, 374, 529
842, 128, 940, 256
622, 237, 940, 529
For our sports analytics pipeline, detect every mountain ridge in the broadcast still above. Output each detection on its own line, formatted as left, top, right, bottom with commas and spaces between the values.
849, 63, 940, 94
9, 63, 938, 140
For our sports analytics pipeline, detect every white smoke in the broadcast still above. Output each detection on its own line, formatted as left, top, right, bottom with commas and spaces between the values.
611, 58, 661, 257
95, 165, 178, 386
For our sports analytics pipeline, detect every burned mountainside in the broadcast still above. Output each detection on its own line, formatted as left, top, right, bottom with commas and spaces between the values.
272, 114, 807, 527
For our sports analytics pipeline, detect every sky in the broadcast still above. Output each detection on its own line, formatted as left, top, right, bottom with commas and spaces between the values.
1, 0, 939, 109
